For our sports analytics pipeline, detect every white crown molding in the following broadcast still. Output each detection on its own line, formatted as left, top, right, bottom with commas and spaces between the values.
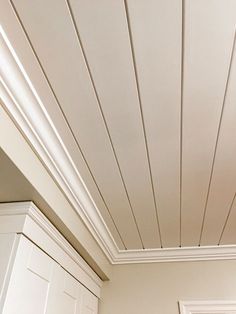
179, 300, 236, 314
114, 244, 236, 264
0, 25, 118, 264
2, 25, 236, 265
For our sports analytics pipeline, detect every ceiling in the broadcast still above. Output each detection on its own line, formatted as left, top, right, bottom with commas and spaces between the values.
2, 0, 236, 251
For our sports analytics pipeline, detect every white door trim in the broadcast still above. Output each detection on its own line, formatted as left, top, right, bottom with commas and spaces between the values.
179, 300, 236, 314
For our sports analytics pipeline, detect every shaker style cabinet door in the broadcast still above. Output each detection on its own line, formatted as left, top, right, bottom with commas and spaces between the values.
2, 235, 58, 314
0, 233, 18, 311
81, 285, 98, 314
46, 265, 83, 314
2, 235, 99, 314
47, 263, 98, 314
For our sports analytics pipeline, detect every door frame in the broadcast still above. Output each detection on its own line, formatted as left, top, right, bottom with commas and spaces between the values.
179, 300, 236, 314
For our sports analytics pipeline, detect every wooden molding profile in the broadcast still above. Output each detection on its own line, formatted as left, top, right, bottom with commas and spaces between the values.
114, 245, 236, 264
0, 24, 118, 264
179, 300, 236, 314
1, 25, 236, 265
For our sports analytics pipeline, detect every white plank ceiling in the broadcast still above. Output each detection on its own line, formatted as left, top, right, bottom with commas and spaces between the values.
4, 0, 236, 250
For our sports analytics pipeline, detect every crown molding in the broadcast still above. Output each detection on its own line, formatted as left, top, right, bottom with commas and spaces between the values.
179, 300, 236, 314
2, 25, 236, 265
0, 25, 118, 264
114, 244, 236, 264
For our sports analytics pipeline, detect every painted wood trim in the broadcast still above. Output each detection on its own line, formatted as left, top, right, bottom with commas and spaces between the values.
179, 300, 236, 313
113, 245, 236, 264
0, 25, 118, 263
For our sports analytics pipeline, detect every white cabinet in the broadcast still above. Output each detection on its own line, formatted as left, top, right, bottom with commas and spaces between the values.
82, 286, 99, 314
0, 233, 18, 308
48, 265, 83, 314
0, 202, 101, 314
2, 235, 57, 314
47, 263, 98, 314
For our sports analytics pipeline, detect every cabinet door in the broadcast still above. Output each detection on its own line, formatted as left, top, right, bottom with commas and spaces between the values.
2, 235, 99, 314
0, 233, 18, 312
47, 266, 98, 314
2, 235, 58, 314
81, 285, 98, 314
46, 266, 83, 314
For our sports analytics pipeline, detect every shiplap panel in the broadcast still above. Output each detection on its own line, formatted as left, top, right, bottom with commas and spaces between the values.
126, 0, 182, 247
0, 0, 123, 249
2, 0, 125, 250
5, 0, 126, 251
221, 199, 236, 245
8, 0, 236, 251
68, 0, 161, 248
181, 0, 236, 246
12, 0, 142, 249
201, 39, 236, 245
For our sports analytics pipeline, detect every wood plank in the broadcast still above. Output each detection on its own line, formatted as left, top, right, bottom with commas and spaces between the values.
0, 0, 125, 250
181, 0, 236, 246
12, 0, 142, 249
202, 36, 236, 245
125, 0, 182, 247
67, 0, 162, 248
221, 199, 236, 245
2, 0, 125, 250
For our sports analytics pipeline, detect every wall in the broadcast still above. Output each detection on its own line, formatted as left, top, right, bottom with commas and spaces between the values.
100, 260, 236, 314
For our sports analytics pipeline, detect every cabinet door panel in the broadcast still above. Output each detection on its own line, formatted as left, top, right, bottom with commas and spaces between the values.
2, 235, 56, 314
81, 286, 98, 314
63, 271, 82, 314
46, 265, 82, 314
0, 233, 18, 311
47, 266, 98, 314
2, 235, 98, 314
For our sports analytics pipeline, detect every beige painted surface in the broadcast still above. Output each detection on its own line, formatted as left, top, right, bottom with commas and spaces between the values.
100, 260, 236, 314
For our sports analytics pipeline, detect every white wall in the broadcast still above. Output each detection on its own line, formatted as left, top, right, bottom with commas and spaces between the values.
100, 260, 236, 314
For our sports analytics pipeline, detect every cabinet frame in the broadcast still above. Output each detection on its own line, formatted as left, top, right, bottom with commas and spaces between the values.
0, 201, 102, 297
